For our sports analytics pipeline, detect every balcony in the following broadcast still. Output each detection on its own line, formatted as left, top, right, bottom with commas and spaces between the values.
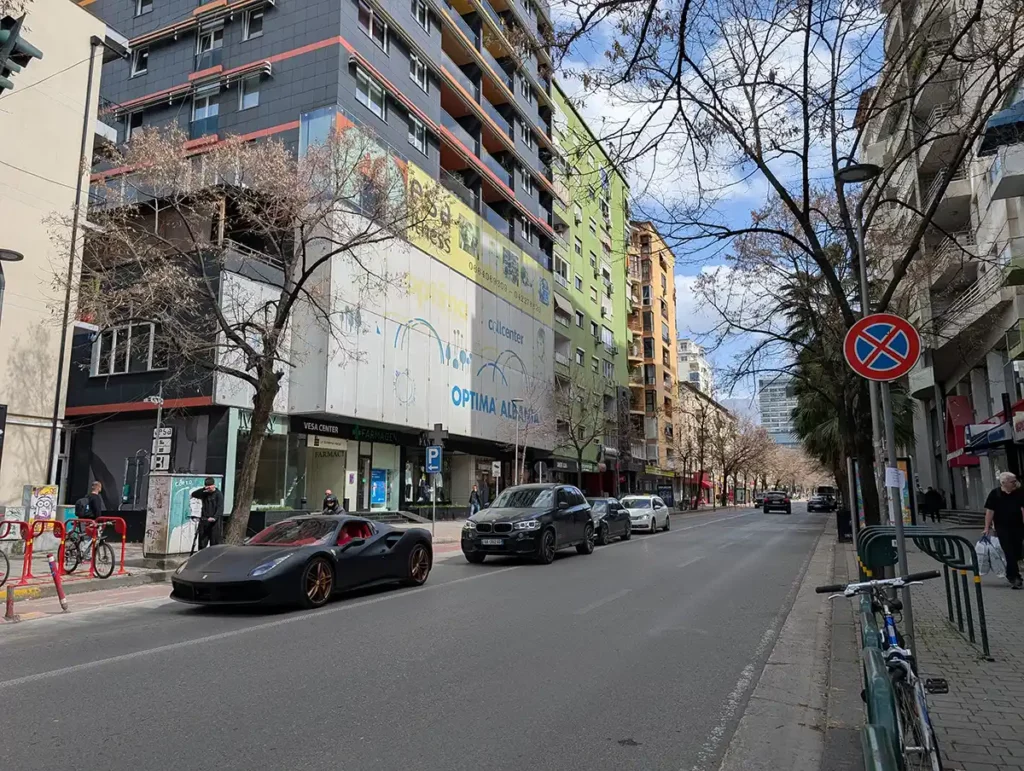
938, 261, 1012, 340
481, 46, 512, 91
194, 48, 222, 71
928, 230, 976, 291
482, 149, 512, 187
630, 441, 646, 460
445, 3, 478, 43
483, 203, 510, 236
443, 53, 479, 99
554, 351, 570, 375
440, 169, 478, 211
481, 96, 512, 137
554, 272, 568, 289
987, 142, 1024, 201
908, 360, 936, 399
441, 110, 478, 155
189, 115, 218, 140
627, 345, 642, 361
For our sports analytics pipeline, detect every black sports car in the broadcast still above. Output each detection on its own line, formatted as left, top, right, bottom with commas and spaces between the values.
461, 483, 594, 564
171, 515, 432, 609
586, 497, 632, 545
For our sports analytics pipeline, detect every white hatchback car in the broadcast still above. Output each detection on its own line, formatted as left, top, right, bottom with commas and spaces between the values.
620, 495, 671, 533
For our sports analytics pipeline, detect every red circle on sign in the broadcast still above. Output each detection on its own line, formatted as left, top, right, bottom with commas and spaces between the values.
843, 313, 921, 382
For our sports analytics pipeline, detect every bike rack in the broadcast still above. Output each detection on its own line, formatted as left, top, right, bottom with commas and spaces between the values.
862, 647, 900, 763
96, 516, 128, 576
22, 519, 66, 584
856, 526, 991, 660
0, 520, 29, 585
860, 724, 899, 771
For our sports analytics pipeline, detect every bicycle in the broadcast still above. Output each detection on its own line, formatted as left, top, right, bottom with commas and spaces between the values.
63, 520, 116, 579
0, 548, 8, 588
817, 570, 947, 771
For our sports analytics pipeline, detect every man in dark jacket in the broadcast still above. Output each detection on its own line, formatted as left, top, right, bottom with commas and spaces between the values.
923, 486, 944, 523
323, 490, 343, 514
984, 472, 1024, 589
468, 484, 482, 516
191, 477, 224, 549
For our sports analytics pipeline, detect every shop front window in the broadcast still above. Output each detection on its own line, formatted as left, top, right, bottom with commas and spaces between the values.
236, 431, 289, 508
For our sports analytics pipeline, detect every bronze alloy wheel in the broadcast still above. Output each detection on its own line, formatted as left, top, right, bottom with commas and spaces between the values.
406, 544, 431, 586
303, 559, 333, 607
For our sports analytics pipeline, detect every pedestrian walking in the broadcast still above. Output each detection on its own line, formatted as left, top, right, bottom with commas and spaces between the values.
191, 477, 224, 549
983, 471, 1024, 589
924, 486, 944, 523
468, 484, 482, 517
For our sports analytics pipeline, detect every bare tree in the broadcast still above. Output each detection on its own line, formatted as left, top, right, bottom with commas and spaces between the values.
673, 382, 720, 505
709, 416, 772, 504
552, 367, 611, 488
554, 0, 1024, 524
56, 125, 428, 542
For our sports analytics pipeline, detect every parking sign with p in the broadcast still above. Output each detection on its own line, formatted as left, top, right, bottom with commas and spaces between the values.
426, 445, 443, 474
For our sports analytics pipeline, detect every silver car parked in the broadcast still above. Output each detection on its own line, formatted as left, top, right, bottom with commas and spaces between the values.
620, 495, 671, 533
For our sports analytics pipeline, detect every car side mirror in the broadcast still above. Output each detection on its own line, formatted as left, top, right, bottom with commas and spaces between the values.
341, 538, 366, 551
558, 501, 568, 509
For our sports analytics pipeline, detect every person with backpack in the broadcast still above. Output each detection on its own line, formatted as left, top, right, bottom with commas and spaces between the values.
191, 477, 224, 549
73, 481, 105, 547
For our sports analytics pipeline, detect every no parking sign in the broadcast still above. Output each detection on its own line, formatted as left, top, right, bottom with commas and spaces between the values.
843, 313, 921, 382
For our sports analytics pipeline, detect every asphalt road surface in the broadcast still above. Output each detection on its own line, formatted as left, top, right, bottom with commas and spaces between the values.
0, 504, 825, 771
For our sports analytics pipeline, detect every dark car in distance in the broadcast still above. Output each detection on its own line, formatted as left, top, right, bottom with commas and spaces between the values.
586, 497, 632, 545
762, 490, 792, 515
753, 492, 765, 507
171, 515, 432, 609
461, 483, 595, 564
807, 495, 835, 513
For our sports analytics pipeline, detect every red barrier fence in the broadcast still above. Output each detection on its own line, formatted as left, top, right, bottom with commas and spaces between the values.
96, 516, 128, 576
19, 519, 66, 585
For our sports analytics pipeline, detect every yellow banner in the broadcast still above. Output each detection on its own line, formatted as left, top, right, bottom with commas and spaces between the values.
406, 163, 554, 327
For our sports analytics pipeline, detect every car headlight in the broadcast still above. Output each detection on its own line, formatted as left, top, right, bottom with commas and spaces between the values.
635, 512, 649, 519
463, 520, 476, 530
249, 554, 293, 577
513, 520, 541, 531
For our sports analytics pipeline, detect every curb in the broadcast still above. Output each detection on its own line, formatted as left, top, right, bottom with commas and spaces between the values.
5, 570, 173, 602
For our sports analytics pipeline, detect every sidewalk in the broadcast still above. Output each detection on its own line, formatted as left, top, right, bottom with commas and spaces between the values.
901, 526, 1024, 771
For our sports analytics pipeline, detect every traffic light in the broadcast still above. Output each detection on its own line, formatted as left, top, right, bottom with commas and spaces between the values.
0, 15, 43, 95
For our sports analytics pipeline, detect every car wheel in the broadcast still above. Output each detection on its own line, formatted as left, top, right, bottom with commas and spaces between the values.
464, 552, 486, 564
300, 557, 334, 609
596, 524, 609, 546
402, 543, 432, 586
622, 522, 632, 541
786, 507, 792, 515
577, 524, 595, 555
537, 529, 557, 564
664, 514, 671, 531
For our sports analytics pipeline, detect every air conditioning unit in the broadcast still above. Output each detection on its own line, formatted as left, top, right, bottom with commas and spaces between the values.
574, 210, 582, 224
610, 345, 619, 356
600, 307, 608, 318
593, 267, 601, 278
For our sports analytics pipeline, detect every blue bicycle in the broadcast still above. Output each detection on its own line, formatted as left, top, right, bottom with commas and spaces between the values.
817, 571, 946, 771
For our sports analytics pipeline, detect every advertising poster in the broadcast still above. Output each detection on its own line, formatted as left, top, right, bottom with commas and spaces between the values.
897, 456, 915, 525
370, 469, 388, 508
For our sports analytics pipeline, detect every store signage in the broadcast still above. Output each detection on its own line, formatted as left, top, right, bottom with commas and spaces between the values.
289, 416, 415, 446
307, 434, 347, 451
552, 458, 579, 472
644, 465, 673, 477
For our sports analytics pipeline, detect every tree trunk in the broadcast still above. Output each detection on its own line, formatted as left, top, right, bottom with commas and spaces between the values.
576, 449, 584, 490
856, 433, 882, 527
224, 368, 280, 544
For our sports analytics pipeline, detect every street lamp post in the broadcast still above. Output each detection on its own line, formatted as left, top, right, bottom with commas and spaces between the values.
512, 397, 523, 486
837, 162, 886, 515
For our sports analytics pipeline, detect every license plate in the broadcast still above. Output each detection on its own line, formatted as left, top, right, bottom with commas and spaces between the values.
480, 538, 503, 546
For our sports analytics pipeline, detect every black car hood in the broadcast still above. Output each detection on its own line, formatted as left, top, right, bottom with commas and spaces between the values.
471, 506, 549, 523
178, 545, 305, 575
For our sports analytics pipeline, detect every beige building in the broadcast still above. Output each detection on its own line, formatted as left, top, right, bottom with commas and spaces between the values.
0, 1, 124, 504
674, 380, 733, 504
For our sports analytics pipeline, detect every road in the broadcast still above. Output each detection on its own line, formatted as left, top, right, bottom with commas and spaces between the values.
0, 504, 825, 771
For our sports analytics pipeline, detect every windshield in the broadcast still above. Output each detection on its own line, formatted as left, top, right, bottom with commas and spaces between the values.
491, 488, 555, 509
248, 518, 337, 546
587, 500, 607, 513
620, 497, 650, 509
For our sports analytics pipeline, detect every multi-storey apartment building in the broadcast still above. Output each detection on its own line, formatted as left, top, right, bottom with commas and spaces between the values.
758, 374, 799, 447
67, 0, 567, 515
548, 84, 630, 494
861, 2, 1024, 510
626, 221, 678, 495
0, 3, 124, 504
677, 338, 712, 395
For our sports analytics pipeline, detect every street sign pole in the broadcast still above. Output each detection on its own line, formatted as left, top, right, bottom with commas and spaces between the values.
881, 380, 916, 658
431, 473, 437, 538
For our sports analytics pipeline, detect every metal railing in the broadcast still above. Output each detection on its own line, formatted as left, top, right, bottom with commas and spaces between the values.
189, 115, 219, 139
479, 0, 503, 29
481, 95, 512, 136
441, 110, 478, 153
924, 164, 967, 207
938, 262, 1007, 335
481, 46, 512, 91
932, 230, 976, 265
195, 48, 222, 71
439, 169, 478, 210
442, 53, 478, 98
445, 2, 477, 43
554, 272, 568, 288
224, 238, 285, 271
482, 149, 512, 186
483, 203, 510, 234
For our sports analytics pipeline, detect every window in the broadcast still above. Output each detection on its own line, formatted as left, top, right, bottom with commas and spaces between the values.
642, 285, 652, 305
575, 310, 584, 328
600, 167, 610, 190
521, 166, 535, 195
662, 322, 670, 342
602, 326, 614, 348
191, 93, 219, 132
408, 115, 427, 155
591, 356, 599, 373
520, 120, 535, 150
661, 274, 667, 293
358, 1, 389, 52
244, 8, 264, 40
410, 54, 429, 92
125, 111, 143, 142
574, 274, 583, 291
555, 256, 569, 285
356, 68, 387, 120
645, 391, 656, 412
689, 372, 700, 383
93, 323, 167, 376
644, 364, 656, 384
641, 260, 651, 281
590, 285, 598, 302
130, 48, 148, 77
574, 237, 582, 256
575, 348, 585, 365
589, 250, 597, 268
518, 216, 530, 243
573, 204, 582, 223
603, 360, 614, 379
642, 311, 653, 332
600, 198, 610, 220
412, 0, 430, 31
517, 71, 534, 103
135, 0, 152, 16
643, 337, 654, 358
239, 77, 260, 110
590, 321, 599, 338
589, 217, 597, 235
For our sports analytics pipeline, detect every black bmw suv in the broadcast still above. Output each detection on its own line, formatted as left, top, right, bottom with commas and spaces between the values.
461, 483, 595, 564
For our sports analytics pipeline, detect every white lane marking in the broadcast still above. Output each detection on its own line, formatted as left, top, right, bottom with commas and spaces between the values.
691, 528, 821, 771
676, 555, 705, 569
0, 566, 521, 690
574, 588, 632, 615
718, 541, 739, 550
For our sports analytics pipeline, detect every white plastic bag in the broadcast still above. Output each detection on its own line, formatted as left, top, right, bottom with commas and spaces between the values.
976, 535, 1007, 577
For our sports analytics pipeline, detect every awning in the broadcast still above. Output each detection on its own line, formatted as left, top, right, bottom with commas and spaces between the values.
553, 293, 573, 318
978, 100, 1024, 157
945, 395, 980, 467
966, 422, 1012, 455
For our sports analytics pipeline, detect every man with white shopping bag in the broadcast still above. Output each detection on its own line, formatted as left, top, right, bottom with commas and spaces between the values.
983, 471, 1024, 590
